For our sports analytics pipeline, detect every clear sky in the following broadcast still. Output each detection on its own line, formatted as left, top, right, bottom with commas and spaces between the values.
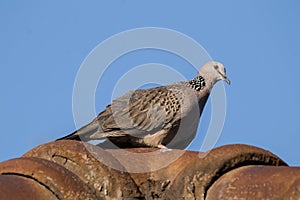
1, 1, 300, 165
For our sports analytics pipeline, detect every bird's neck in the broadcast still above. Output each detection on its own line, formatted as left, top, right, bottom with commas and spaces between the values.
186, 76, 206, 91
186, 74, 216, 93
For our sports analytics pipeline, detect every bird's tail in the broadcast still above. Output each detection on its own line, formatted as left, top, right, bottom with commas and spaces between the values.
56, 130, 82, 141
56, 120, 99, 141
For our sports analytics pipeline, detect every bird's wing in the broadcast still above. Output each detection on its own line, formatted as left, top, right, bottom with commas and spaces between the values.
91, 86, 183, 139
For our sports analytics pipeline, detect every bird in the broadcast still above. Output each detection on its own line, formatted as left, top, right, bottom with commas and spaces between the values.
57, 61, 230, 149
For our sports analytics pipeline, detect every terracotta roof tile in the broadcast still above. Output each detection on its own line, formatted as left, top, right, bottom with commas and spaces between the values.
0, 140, 298, 199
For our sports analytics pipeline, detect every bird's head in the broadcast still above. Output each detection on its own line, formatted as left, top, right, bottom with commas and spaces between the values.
198, 61, 230, 85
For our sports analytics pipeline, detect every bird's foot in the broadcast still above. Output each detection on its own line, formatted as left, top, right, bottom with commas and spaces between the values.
157, 144, 171, 152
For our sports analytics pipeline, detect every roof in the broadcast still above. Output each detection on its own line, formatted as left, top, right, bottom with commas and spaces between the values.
0, 140, 299, 199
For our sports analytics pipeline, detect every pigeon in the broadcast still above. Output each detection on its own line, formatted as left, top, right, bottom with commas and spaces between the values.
57, 61, 230, 149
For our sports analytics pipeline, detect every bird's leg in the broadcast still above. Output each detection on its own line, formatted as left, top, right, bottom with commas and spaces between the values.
157, 144, 167, 149
157, 144, 171, 152
143, 129, 169, 148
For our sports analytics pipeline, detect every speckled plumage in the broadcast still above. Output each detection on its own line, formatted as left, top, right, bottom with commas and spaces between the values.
57, 61, 230, 149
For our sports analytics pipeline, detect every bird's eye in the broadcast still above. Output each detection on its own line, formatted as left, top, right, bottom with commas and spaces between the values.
214, 65, 219, 70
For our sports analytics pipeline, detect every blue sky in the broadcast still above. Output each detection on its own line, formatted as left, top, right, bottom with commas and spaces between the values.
1, 1, 300, 165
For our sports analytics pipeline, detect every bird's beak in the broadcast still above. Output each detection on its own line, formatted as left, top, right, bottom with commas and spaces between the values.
219, 72, 231, 85
217, 69, 231, 85
224, 76, 231, 85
